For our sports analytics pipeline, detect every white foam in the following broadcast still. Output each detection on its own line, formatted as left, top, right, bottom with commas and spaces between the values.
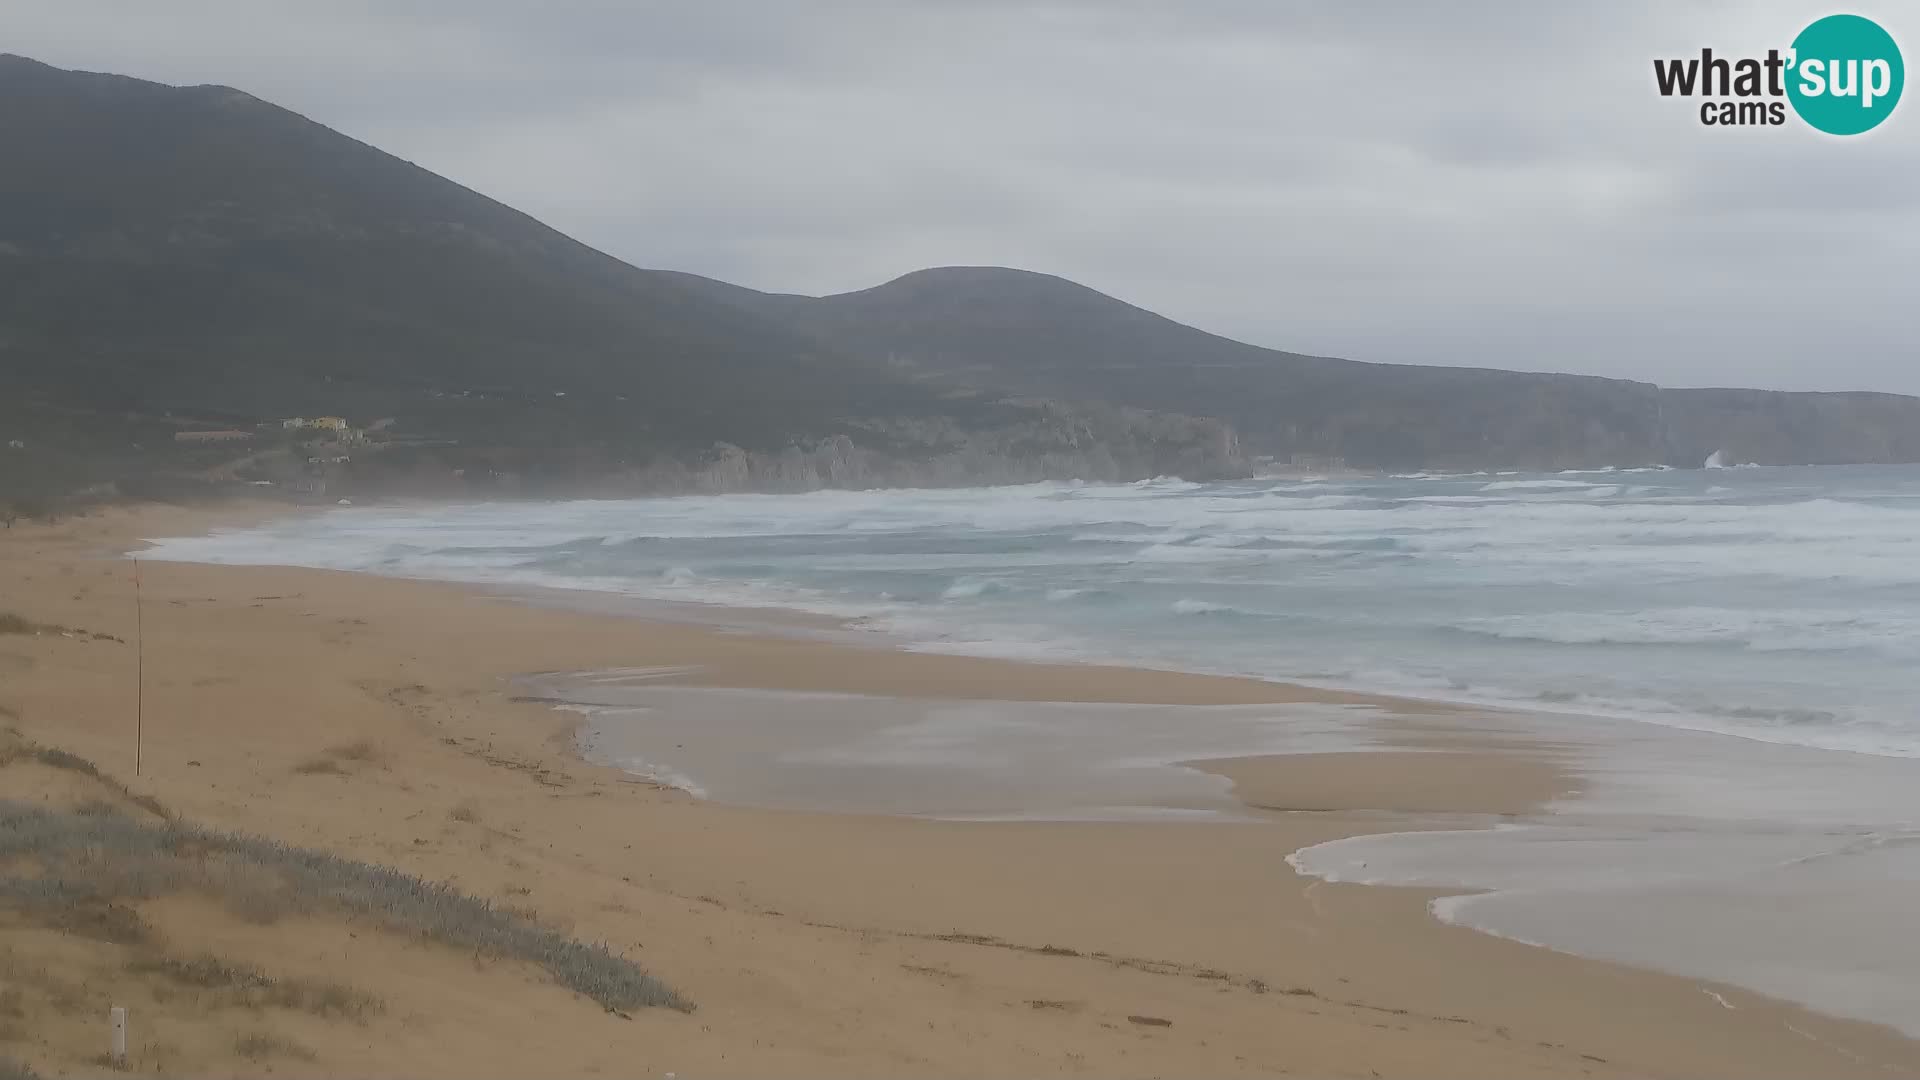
1478, 479, 1608, 491
138, 465, 1920, 759
940, 577, 998, 600
1171, 598, 1243, 615
1450, 607, 1920, 658
612, 754, 708, 798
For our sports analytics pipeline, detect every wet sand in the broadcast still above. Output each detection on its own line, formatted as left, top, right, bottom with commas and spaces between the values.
1192, 751, 1578, 815
1, 500, 1917, 1077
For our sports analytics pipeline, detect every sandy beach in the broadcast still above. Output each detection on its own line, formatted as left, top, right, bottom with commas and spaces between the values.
4, 501, 1919, 1078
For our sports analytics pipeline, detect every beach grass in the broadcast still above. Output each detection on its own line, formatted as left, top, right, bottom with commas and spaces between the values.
293, 740, 384, 775
328, 740, 380, 763
128, 954, 383, 1019
233, 1031, 316, 1063
0, 612, 110, 640
0, 800, 689, 1013
0, 740, 170, 819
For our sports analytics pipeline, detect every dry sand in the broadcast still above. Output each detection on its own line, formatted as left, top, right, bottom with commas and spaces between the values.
1, 500, 1916, 1078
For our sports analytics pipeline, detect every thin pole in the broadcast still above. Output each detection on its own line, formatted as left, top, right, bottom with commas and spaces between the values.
133, 558, 144, 777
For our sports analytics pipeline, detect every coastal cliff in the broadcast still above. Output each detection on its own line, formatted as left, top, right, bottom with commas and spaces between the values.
340, 405, 1248, 498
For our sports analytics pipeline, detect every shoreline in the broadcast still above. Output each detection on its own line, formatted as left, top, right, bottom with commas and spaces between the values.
134, 492, 1920, 765
3, 499, 1917, 1076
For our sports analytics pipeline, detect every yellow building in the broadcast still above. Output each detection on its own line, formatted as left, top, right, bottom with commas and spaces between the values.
311, 417, 350, 432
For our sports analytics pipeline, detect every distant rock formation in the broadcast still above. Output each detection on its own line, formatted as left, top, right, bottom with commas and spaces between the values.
1659, 389, 1920, 467
665, 405, 1244, 493
342, 403, 1247, 497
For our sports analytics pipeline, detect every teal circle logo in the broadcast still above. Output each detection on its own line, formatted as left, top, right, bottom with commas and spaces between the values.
1787, 14, 1904, 134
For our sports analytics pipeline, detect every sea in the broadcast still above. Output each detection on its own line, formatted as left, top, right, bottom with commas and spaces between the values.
145, 463, 1920, 758
142, 463, 1920, 1039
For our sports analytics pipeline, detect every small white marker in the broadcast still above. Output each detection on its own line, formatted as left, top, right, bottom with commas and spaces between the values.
110, 1005, 127, 1065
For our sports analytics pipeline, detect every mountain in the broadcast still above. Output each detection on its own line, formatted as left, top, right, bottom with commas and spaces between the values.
669, 267, 1920, 471
1, 54, 1914, 507
0, 55, 1238, 500
0, 53, 914, 443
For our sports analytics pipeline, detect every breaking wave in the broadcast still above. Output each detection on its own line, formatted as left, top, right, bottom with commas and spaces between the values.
140, 463, 1920, 757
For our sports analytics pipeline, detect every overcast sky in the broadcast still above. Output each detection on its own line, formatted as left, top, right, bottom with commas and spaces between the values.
9, 1, 1917, 393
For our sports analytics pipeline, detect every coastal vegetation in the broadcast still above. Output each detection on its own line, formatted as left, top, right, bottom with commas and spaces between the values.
0, 797, 685, 1013
0, 614, 47, 635
0, 732, 684, 1075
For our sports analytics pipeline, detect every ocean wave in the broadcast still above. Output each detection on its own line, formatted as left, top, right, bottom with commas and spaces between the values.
1449, 608, 1919, 657
1479, 479, 1608, 491
1170, 598, 1254, 616
1518, 688, 1835, 727
940, 577, 1004, 600
136, 465, 1920, 758
1131, 541, 1254, 563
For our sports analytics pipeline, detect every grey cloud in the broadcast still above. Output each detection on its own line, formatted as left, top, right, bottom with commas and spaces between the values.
5, 0, 1916, 393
